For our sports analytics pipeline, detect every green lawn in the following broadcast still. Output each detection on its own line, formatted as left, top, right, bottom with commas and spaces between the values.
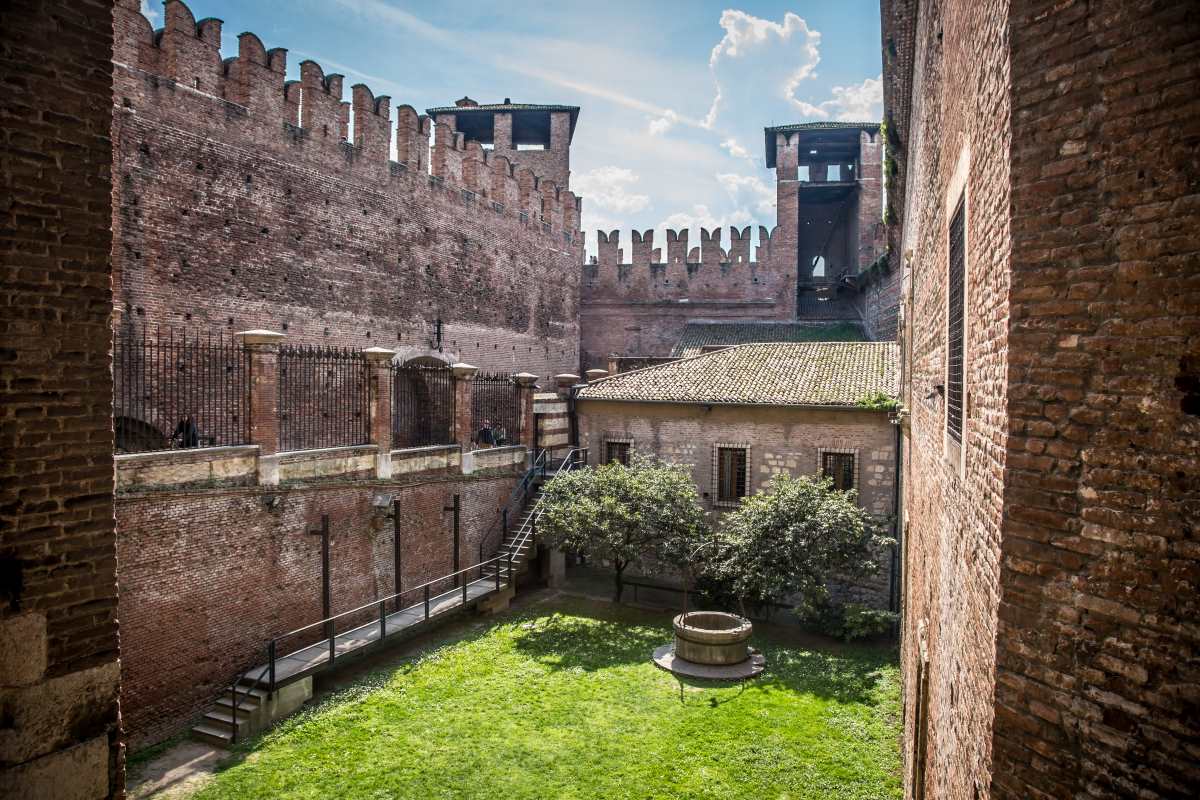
196, 597, 901, 800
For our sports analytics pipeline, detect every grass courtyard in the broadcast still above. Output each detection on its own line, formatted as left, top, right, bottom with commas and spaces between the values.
191, 596, 901, 800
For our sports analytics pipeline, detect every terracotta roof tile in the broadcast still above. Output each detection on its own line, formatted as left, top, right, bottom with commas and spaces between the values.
578, 342, 898, 407
672, 321, 867, 357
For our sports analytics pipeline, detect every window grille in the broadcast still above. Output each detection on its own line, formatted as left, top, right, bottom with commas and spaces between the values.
471, 372, 520, 448
113, 326, 249, 453
822, 452, 856, 491
605, 441, 630, 466
947, 198, 966, 443
717, 447, 748, 504
391, 363, 455, 448
278, 344, 369, 451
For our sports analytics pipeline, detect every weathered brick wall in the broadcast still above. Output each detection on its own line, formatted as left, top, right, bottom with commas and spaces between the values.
579, 225, 792, 368
115, 472, 517, 748
0, 0, 123, 796
577, 400, 897, 607
889, 0, 1013, 796
111, 0, 581, 387
992, 1, 1200, 796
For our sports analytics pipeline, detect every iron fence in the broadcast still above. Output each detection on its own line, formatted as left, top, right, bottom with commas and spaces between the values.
471, 372, 520, 448
278, 345, 369, 451
391, 363, 455, 448
113, 326, 249, 453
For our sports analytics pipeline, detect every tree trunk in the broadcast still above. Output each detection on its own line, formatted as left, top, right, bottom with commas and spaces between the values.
613, 560, 626, 603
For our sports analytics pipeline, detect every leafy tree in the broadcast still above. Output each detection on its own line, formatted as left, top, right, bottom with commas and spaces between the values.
710, 473, 894, 616
537, 454, 709, 602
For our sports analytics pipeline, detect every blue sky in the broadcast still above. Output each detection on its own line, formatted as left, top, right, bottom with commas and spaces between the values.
141, 0, 882, 255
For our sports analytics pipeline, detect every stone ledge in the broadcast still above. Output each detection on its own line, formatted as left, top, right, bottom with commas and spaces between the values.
277, 445, 379, 482
116, 446, 259, 492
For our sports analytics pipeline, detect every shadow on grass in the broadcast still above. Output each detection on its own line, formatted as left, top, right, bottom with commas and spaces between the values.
513, 603, 893, 706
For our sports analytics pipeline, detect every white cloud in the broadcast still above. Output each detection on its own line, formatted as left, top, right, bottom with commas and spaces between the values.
720, 138, 753, 161
140, 0, 162, 25
703, 10, 822, 130
794, 74, 883, 121
715, 173, 776, 216
573, 167, 651, 215
659, 205, 754, 238
648, 110, 679, 137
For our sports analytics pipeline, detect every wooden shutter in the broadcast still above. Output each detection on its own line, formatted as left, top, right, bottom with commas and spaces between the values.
718, 447, 747, 502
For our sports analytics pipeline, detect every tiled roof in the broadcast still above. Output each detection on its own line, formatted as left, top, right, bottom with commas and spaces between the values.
578, 342, 898, 407
672, 321, 867, 357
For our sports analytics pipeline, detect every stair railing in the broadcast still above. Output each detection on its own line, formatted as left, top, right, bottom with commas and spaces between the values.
501, 447, 588, 567
228, 661, 272, 744
477, 448, 547, 564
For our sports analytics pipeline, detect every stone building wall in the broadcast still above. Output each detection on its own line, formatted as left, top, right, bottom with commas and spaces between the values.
116, 469, 518, 749
0, 1, 123, 797
888, 0, 1014, 795
111, 0, 582, 386
576, 400, 897, 608
992, 1, 1200, 796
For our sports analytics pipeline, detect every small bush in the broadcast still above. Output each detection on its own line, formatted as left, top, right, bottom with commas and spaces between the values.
802, 601, 898, 642
855, 391, 900, 411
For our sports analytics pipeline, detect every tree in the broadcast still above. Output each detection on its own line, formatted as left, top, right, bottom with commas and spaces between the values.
537, 454, 709, 602
709, 473, 893, 616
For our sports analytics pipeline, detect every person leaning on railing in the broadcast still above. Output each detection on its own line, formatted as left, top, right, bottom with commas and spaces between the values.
171, 413, 200, 448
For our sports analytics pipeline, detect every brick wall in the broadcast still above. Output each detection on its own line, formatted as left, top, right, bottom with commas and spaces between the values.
891, 0, 1200, 796
993, 1, 1200, 796
0, 0, 123, 797
116, 472, 517, 749
577, 400, 897, 607
888, 0, 1013, 795
110, 0, 581, 388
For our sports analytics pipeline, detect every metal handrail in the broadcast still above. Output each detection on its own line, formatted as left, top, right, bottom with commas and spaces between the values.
228, 660, 272, 744
256, 448, 561, 695
502, 447, 587, 562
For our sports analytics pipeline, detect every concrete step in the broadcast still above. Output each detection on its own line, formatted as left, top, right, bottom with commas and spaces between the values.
215, 696, 258, 717
203, 710, 248, 730
191, 723, 234, 747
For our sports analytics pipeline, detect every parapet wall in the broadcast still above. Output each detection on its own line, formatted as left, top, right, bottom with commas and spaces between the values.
111, 0, 582, 384
578, 224, 795, 369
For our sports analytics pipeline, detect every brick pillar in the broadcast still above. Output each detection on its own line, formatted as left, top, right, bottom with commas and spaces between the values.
514, 372, 538, 450
606, 353, 619, 375
554, 373, 579, 401
363, 347, 396, 478
450, 362, 477, 453
585, 368, 608, 383
238, 329, 285, 485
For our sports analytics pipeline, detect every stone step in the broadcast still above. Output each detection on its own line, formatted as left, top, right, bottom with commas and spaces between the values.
191, 723, 234, 747
202, 709, 248, 729
215, 696, 258, 717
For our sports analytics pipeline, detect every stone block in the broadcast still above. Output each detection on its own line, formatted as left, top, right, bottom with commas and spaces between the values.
0, 614, 46, 688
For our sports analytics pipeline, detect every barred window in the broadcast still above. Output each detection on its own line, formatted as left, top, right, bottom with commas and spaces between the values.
947, 197, 966, 444
717, 447, 748, 504
605, 441, 630, 466
822, 452, 855, 491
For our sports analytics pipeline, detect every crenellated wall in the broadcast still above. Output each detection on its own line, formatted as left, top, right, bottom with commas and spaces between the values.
111, 0, 583, 384
578, 224, 796, 368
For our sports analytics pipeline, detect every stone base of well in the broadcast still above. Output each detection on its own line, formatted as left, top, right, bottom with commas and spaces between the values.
651, 644, 765, 681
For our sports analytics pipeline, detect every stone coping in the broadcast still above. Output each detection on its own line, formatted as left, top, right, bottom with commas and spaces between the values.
276, 444, 378, 463
115, 444, 258, 464
389, 444, 460, 458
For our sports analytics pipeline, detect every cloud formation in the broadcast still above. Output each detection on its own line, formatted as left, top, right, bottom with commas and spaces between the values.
141, 0, 161, 26
716, 173, 777, 216
574, 167, 651, 215
703, 10, 822, 130
793, 75, 883, 121
648, 110, 680, 137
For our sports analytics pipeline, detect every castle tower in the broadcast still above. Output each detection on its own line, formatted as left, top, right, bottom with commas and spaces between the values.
426, 97, 579, 188
765, 122, 884, 316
